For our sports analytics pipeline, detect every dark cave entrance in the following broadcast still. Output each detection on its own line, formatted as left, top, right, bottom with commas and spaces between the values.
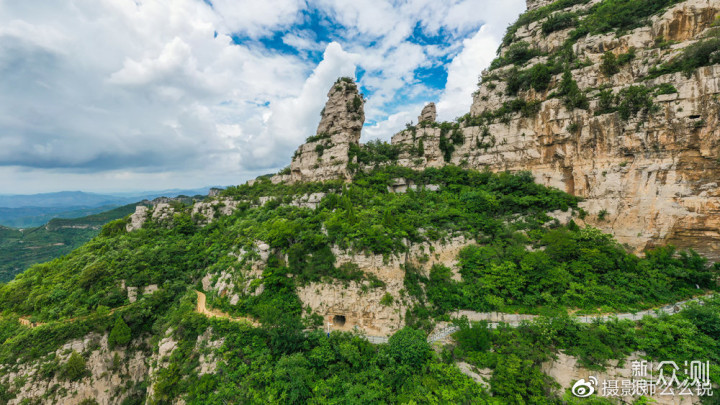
333, 315, 346, 327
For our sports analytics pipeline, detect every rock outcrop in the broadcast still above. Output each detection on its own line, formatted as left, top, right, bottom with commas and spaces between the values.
542, 352, 701, 405
126, 205, 149, 232
275, 77, 365, 184
418, 102, 437, 123
386, 0, 720, 260
297, 235, 472, 336
526, 0, 556, 11
0, 333, 148, 405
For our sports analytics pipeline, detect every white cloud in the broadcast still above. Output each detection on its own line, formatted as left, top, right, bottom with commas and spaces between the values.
209, 0, 306, 38
239, 41, 360, 169
0, 0, 527, 193
358, 0, 526, 140
437, 26, 503, 121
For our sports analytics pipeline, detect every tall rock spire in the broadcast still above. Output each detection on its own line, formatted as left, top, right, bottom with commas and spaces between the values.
282, 77, 365, 183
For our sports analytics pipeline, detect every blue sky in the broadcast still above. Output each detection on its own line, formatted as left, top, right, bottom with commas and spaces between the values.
0, 0, 525, 193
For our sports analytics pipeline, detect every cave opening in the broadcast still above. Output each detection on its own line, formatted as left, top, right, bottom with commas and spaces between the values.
333, 315, 346, 327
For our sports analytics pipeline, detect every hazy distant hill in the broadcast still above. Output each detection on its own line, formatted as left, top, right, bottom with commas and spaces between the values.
0, 188, 215, 228
0, 191, 132, 209
0, 203, 142, 283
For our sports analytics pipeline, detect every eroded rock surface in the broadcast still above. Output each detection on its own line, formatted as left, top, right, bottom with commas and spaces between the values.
389, 0, 720, 260
279, 77, 365, 183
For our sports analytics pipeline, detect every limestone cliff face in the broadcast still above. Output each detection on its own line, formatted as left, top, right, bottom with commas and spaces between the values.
388, 0, 720, 260
265, 0, 720, 259
276, 77, 365, 183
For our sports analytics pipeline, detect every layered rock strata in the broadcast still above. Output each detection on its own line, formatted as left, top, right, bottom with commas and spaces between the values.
387, 0, 720, 259
274, 77, 365, 184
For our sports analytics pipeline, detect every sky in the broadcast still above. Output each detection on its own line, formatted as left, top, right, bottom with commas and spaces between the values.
0, 0, 526, 194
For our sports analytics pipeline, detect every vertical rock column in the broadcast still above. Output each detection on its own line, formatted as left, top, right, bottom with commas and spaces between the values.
288, 77, 365, 183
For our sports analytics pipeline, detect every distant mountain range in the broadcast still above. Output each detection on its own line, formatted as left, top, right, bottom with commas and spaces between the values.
0, 203, 142, 283
0, 188, 219, 228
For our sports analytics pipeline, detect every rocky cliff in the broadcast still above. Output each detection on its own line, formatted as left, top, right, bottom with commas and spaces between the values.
273, 77, 365, 184
287, 0, 720, 260
456, 0, 720, 260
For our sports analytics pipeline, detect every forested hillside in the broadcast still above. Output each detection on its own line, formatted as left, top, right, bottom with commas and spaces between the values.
1, 166, 717, 404
0, 204, 140, 283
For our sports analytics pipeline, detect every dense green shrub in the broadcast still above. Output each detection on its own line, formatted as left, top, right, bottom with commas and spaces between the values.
420, 227, 717, 315
437, 122, 463, 162
350, 95, 362, 112
648, 36, 720, 78
600, 51, 620, 76
490, 41, 542, 70
595, 89, 616, 115
558, 70, 589, 110
617, 85, 657, 120
655, 83, 678, 95
600, 48, 636, 76
64, 351, 88, 381
572, 0, 686, 38
506, 64, 552, 96
542, 12, 577, 35
108, 316, 131, 348
348, 139, 401, 168
386, 327, 432, 369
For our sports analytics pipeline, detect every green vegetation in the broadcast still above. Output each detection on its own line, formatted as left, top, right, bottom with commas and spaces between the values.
304, 132, 331, 143
617, 85, 659, 120
438, 123, 464, 162
108, 316, 131, 348
506, 64, 553, 96
571, 0, 686, 39
655, 83, 678, 95
447, 296, 720, 403
0, 165, 717, 403
460, 97, 542, 130
597, 208, 608, 221
64, 351, 88, 381
541, 12, 577, 35
502, 0, 590, 46
490, 41, 543, 70
347, 140, 402, 170
558, 70, 589, 110
592, 85, 659, 120
349, 94, 363, 113
418, 227, 716, 316
599, 48, 635, 76
0, 203, 141, 282
648, 30, 720, 79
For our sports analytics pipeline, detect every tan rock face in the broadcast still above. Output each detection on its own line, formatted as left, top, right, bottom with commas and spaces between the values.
285, 78, 365, 183
126, 205, 148, 232
388, 0, 720, 261
526, 0, 556, 11
297, 236, 473, 335
542, 352, 701, 404
418, 102, 437, 123
1, 333, 148, 405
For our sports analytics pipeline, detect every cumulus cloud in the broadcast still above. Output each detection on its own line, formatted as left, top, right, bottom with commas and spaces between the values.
239, 42, 360, 169
436, 26, 504, 121
0, 0, 527, 193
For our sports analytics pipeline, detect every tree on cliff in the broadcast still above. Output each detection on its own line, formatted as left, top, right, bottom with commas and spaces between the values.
108, 316, 131, 348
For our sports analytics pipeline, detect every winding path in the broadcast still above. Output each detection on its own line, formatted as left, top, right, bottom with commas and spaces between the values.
17, 291, 712, 346
425, 292, 716, 343
189, 290, 715, 344
195, 290, 259, 326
